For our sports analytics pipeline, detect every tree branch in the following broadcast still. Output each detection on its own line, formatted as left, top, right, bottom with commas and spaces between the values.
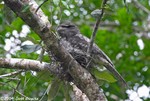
132, 0, 150, 14
87, 0, 108, 55
0, 58, 49, 71
70, 83, 90, 101
0, 58, 68, 79
0, 70, 22, 78
3, 0, 107, 100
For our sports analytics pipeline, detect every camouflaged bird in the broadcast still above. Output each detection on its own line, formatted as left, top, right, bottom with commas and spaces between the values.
57, 21, 127, 87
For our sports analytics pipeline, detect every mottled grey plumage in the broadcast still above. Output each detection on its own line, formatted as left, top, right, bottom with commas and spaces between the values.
57, 21, 127, 87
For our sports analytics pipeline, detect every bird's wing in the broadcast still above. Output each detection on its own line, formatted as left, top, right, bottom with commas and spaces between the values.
74, 34, 127, 87
73, 34, 114, 66
60, 37, 88, 67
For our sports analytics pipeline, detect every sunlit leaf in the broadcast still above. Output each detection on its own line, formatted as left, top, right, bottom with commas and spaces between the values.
53, 0, 60, 6
0, 3, 4, 9
92, 68, 117, 83
61, 1, 69, 9
21, 44, 41, 53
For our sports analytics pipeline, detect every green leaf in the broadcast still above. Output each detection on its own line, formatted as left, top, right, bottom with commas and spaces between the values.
62, 82, 71, 101
11, 18, 24, 31
61, 1, 69, 9
3, 5, 15, 25
92, 68, 117, 83
0, 35, 5, 44
53, 0, 60, 6
21, 44, 41, 53
20, 35, 40, 44
0, 3, 4, 9
47, 77, 62, 101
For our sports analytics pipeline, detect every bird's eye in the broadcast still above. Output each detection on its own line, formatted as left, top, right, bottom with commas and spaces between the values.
61, 25, 75, 28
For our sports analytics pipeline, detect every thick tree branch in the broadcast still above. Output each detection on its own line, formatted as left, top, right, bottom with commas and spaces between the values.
0, 58, 67, 78
3, 0, 107, 100
0, 58, 50, 71
71, 83, 90, 101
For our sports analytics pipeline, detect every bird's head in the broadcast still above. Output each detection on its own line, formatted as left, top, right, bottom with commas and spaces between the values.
57, 21, 79, 38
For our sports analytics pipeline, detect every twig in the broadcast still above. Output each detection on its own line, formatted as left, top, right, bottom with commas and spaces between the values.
123, 0, 129, 13
0, 79, 28, 99
132, 0, 150, 14
35, 0, 48, 13
87, 0, 108, 55
13, 79, 21, 96
0, 77, 20, 81
39, 87, 48, 101
15, 90, 30, 99
0, 70, 23, 78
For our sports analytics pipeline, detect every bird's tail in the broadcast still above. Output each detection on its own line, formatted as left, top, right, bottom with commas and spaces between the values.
104, 64, 127, 88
